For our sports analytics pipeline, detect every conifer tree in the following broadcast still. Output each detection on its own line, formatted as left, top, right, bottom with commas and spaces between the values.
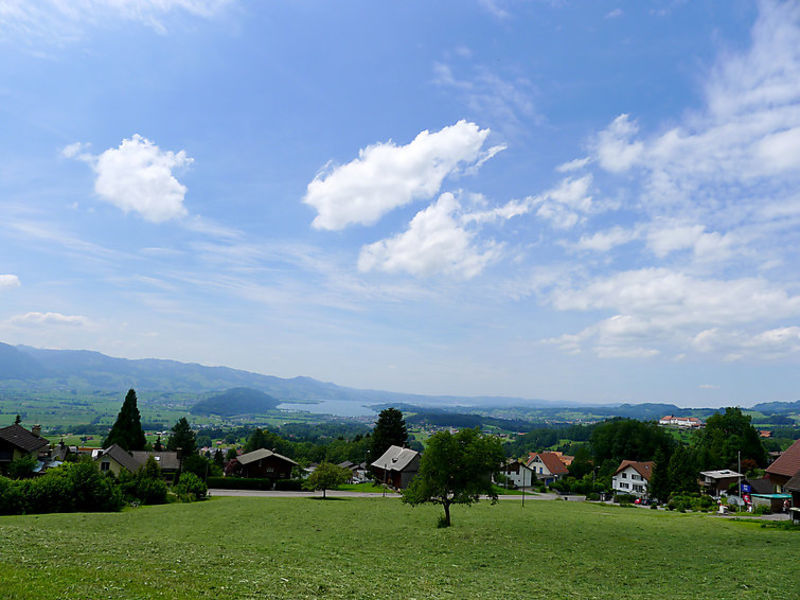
103, 389, 146, 451
370, 407, 408, 460
167, 417, 197, 455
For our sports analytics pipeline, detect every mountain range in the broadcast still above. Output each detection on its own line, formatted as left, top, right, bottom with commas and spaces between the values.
0, 343, 797, 417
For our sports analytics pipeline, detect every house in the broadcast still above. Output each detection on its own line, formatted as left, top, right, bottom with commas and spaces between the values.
526, 452, 569, 485
94, 445, 182, 479
228, 448, 297, 480
784, 472, 800, 508
498, 459, 535, 489
51, 440, 79, 462
766, 438, 800, 492
0, 423, 50, 474
371, 445, 419, 489
131, 450, 181, 479
658, 415, 704, 428
699, 469, 742, 496
94, 444, 142, 476
611, 460, 654, 497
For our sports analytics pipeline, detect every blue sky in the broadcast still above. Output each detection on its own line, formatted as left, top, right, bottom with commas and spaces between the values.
2, 0, 800, 407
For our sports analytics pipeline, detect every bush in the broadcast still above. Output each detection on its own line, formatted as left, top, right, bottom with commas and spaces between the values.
7, 455, 37, 479
615, 494, 637, 504
667, 493, 714, 513
118, 459, 168, 505
275, 478, 303, 491
207, 476, 274, 490
175, 472, 208, 501
586, 492, 601, 501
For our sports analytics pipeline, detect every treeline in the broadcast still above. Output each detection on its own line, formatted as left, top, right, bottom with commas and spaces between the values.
405, 411, 533, 432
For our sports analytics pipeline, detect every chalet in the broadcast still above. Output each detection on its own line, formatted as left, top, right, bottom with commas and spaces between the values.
0, 424, 49, 474
766, 438, 800, 492
699, 469, 742, 496
499, 459, 535, 489
611, 460, 653, 497
371, 445, 419, 489
131, 450, 181, 479
228, 448, 297, 480
526, 452, 569, 485
658, 415, 704, 429
94, 444, 142, 476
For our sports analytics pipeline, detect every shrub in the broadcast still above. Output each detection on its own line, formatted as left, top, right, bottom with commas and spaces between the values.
275, 478, 303, 491
615, 494, 637, 504
206, 476, 274, 490
586, 492, 601, 501
7, 455, 38, 479
175, 472, 208, 501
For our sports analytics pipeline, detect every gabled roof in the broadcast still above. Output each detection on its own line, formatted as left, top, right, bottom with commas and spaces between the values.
766, 438, 800, 478
96, 444, 141, 473
613, 460, 654, 481
0, 424, 50, 454
130, 450, 181, 471
785, 472, 800, 492
371, 445, 419, 472
746, 477, 774, 495
527, 452, 569, 475
236, 448, 297, 466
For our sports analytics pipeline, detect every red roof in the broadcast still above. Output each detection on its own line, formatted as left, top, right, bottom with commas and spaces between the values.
527, 452, 569, 475
766, 438, 800, 478
613, 460, 655, 481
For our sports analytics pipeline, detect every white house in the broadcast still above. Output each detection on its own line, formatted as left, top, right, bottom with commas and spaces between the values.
658, 415, 704, 429
612, 460, 654, 497
526, 452, 569, 485
498, 460, 535, 489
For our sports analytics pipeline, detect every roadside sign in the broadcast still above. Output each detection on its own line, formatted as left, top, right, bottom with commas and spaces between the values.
741, 483, 751, 493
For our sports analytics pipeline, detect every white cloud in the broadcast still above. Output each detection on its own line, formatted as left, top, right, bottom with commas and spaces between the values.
9, 312, 90, 327
556, 156, 591, 173
546, 268, 800, 358
358, 193, 501, 279
68, 134, 193, 223
304, 121, 493, 230
0, 274, 21, 289
60, 141, 91, 160
534, 175, 594, 229
593, 114, 643, 173
576, 226, 639, 252
605, 8, 623, 19
0, 0, 230, 41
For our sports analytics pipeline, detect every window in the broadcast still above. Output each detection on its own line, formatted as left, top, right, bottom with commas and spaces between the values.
621, 472, 627, 478
100, 461, 110, 472
631, 474, 640, 481
619, 482, 629, 489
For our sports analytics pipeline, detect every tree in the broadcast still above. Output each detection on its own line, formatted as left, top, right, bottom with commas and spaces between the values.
167, 417, 197, 456
13, 414, 21, 425
103, 389, 146, 451
302, 462, 350, 499
370, 408, 408, 461
668, 445, 698, 494
693, 407, 766, 469
590, 418, 675, 467
402, 428, 505, 527
648, 448, 671, 503
567, 445, 593, 479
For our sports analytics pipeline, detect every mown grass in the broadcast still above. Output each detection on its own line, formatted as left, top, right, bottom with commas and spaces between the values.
1, 498, 797, 599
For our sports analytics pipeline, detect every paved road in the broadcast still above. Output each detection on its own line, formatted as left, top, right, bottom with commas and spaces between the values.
208, 489, 582, 501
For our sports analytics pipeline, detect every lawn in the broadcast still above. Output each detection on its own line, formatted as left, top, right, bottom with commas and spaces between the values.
1, 498, 797, 599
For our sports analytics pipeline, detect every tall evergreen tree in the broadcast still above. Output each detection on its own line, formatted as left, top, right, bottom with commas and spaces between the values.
648, 447, 671, 502
668, 445, 698, 494
167, 417, 197, 455
103, 389, 146, 451
370, 407, 408, 460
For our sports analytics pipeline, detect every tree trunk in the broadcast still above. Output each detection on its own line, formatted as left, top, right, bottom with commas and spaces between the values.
443, 501, 451, 527
322, 487, 327, 499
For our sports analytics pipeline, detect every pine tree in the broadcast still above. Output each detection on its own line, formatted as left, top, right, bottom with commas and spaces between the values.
370, 407, 408, 460
167, 417, 197, 455
103, 389, 146, 451
648, 447, 671, 502
668, 445, 698, 494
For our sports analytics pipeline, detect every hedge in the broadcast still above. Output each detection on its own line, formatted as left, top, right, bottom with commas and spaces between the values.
206, 477, 275, 490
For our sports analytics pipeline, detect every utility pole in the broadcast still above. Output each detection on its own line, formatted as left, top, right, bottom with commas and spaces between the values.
738, 450, 742, 500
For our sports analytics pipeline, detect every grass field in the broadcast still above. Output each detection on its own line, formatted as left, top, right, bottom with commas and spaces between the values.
1, 498, 798, 599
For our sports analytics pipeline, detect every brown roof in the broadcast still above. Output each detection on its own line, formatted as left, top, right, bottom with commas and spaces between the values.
766, 438, 800, 478
0, 424, 49, 454
237, 448, 298, 467
527, 452, 569, 475
130, 450, 181, 471
613, 460, 655, 481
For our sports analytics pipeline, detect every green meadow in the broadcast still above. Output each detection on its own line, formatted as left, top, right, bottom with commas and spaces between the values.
0, 498, 797, 599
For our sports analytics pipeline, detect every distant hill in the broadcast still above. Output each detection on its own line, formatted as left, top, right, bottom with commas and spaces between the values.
751, 400, 800, 415
190, 387, 280, 416
0, 343, 49, 380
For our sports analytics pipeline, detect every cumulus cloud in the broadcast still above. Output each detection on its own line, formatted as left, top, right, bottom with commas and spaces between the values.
9, 312, 90, 327
304, 121, 493, 230
67, 134, 193, 223
576, 226, 640, 252
358, 193, 501, 279
534, 175, 594, 229
0, 274, 21, 289
593, 114, 643, 173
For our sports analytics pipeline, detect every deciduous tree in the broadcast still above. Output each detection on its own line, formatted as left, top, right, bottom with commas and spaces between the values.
402, 428, 504, 527
302, 461, 350, 499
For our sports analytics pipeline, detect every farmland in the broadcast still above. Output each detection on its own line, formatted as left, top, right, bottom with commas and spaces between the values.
1, 497, 797, 599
